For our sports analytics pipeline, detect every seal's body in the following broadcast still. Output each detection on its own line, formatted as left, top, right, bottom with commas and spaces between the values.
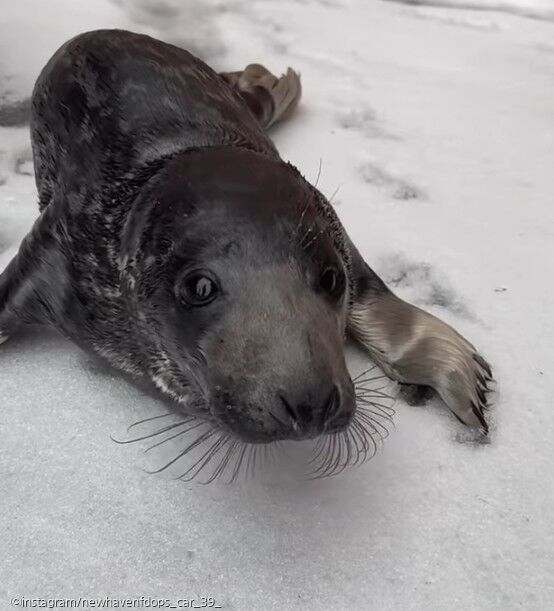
0, 30, 491, 444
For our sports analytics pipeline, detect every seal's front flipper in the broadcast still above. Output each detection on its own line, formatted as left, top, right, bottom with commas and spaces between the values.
220, 64, 302, 130
0, 206, 68, 342
346, 242, 493, 433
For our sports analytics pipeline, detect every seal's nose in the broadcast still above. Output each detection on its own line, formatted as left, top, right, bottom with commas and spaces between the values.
278, 385, 352, 438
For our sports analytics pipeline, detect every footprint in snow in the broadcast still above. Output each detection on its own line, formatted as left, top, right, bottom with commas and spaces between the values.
377, 252, 473, 320
357, 158, 424, 201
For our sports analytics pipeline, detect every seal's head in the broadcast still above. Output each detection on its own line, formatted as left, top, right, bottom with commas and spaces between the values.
121, 147, 355, 443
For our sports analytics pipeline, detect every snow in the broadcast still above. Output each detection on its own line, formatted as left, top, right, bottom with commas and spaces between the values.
1, 0, 553, 609
384, 0, 554, 22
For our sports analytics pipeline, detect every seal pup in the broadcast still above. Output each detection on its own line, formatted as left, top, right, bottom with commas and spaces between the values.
0, 30, 492, 454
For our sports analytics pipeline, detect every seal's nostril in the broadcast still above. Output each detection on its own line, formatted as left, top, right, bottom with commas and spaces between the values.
324, 385, 341, 421
279, 394, 300, 430
279, 386, 341, 436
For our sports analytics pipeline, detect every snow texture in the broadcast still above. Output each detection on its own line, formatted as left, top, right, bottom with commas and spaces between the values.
1, 0, 553, 609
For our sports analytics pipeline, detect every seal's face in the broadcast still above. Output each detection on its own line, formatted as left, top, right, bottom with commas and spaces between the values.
124, 149, 355, 443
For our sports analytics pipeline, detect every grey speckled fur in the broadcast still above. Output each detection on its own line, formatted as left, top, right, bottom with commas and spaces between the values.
0, 29, 492, 443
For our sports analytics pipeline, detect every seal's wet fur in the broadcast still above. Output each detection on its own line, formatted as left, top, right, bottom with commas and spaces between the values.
0, 30, 492, 448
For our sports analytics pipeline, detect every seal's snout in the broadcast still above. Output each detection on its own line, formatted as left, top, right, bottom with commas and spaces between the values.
278, 384, 354, 439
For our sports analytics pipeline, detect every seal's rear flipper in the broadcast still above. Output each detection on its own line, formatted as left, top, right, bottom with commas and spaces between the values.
220, 64, 302, 130
346, 241, 493, 434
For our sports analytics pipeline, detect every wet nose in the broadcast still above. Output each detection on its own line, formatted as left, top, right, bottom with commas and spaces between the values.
278, 385, 352, 438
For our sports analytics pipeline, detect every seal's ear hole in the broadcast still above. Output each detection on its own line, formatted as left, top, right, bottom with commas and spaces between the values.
319, 266, 346, 301
178, 269, 220, 307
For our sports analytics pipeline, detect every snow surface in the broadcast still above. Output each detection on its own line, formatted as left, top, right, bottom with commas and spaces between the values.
1, 0, 553, 609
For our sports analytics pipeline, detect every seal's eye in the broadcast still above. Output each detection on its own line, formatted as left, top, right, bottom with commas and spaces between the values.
320, 266, 345, 300
179, 270, 219, 307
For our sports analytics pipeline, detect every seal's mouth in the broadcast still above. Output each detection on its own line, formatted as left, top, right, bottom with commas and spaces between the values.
113, 366, 395, 482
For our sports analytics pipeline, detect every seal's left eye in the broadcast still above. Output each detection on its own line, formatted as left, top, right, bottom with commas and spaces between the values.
179, 270, 219, 307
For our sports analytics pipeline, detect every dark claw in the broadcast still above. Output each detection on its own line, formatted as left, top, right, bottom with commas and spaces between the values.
471, 401, 489, 434
473, 353, 493, 380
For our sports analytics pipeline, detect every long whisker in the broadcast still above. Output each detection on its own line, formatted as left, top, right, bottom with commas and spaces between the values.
178, 434, 229, 482
127, 412, 175, 432
310, 432, 338, 478
228, 442, 249, 483
302, 226, 327, 251
246, 444, 258, 479
314, 157, 323, 188
327, 184, 341, 205
111, 419, 193, 444
146, 426, 216, 474
352, 365, 379, 382
349, 420, 370, 465
204, 439, 239, 485
294, 194, 312, 240
144, 420, 204, 453
356, 410, 391, 441
352, 416, 378, 458
308, 436, 328, 466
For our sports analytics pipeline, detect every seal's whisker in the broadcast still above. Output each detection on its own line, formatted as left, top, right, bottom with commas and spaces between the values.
293, 194, 312, 240
268, 440, 280, 465
225, 441, 247, 483
260, 443, 269, 472
330, 431, 352, 477
356, 390, 395, 403
263, 441, 278, 472
314, 157, 323, 188
357, 399, 395, 420
327, 184, 341, 205
350, 420, 370, 465
355, 385, 391, 397
359, 408, 395, 427
354, 374, 389, 386
352, 365, 379, 382
352, 416, 378, 459
341, 430, 355, 470
178, 433, 229, 482
304, 368, 396, 479
144, 420, 204, 453
356, 396, 395, 412
207, 439, 240, 485
299, 222, 317, 248
308, 434, 331, 466
111, 420, 193, 445
357, 403, 392, 426
147, 427, 216, 474
228, 442, 249, 483
355, 382, 392, 395
310, 432, 339, 478
200, 438, 238, 485
355, 389, 396, 406
246, 444, 257, 479
127, 412, 174, 432
356, 410, 391, 441
358, 411, 394, 432
327, 434, 343, 476
355, 391, 395, 405
302, 226, 327, 251
317, 434, 345, 479
253, 444, 262, 479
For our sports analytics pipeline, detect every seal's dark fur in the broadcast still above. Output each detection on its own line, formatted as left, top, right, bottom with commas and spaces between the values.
0, 29, 492, 446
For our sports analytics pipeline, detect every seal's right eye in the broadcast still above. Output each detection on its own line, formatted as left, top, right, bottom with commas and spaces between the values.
319, 266, 346, 301
178, 270, 219, 307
